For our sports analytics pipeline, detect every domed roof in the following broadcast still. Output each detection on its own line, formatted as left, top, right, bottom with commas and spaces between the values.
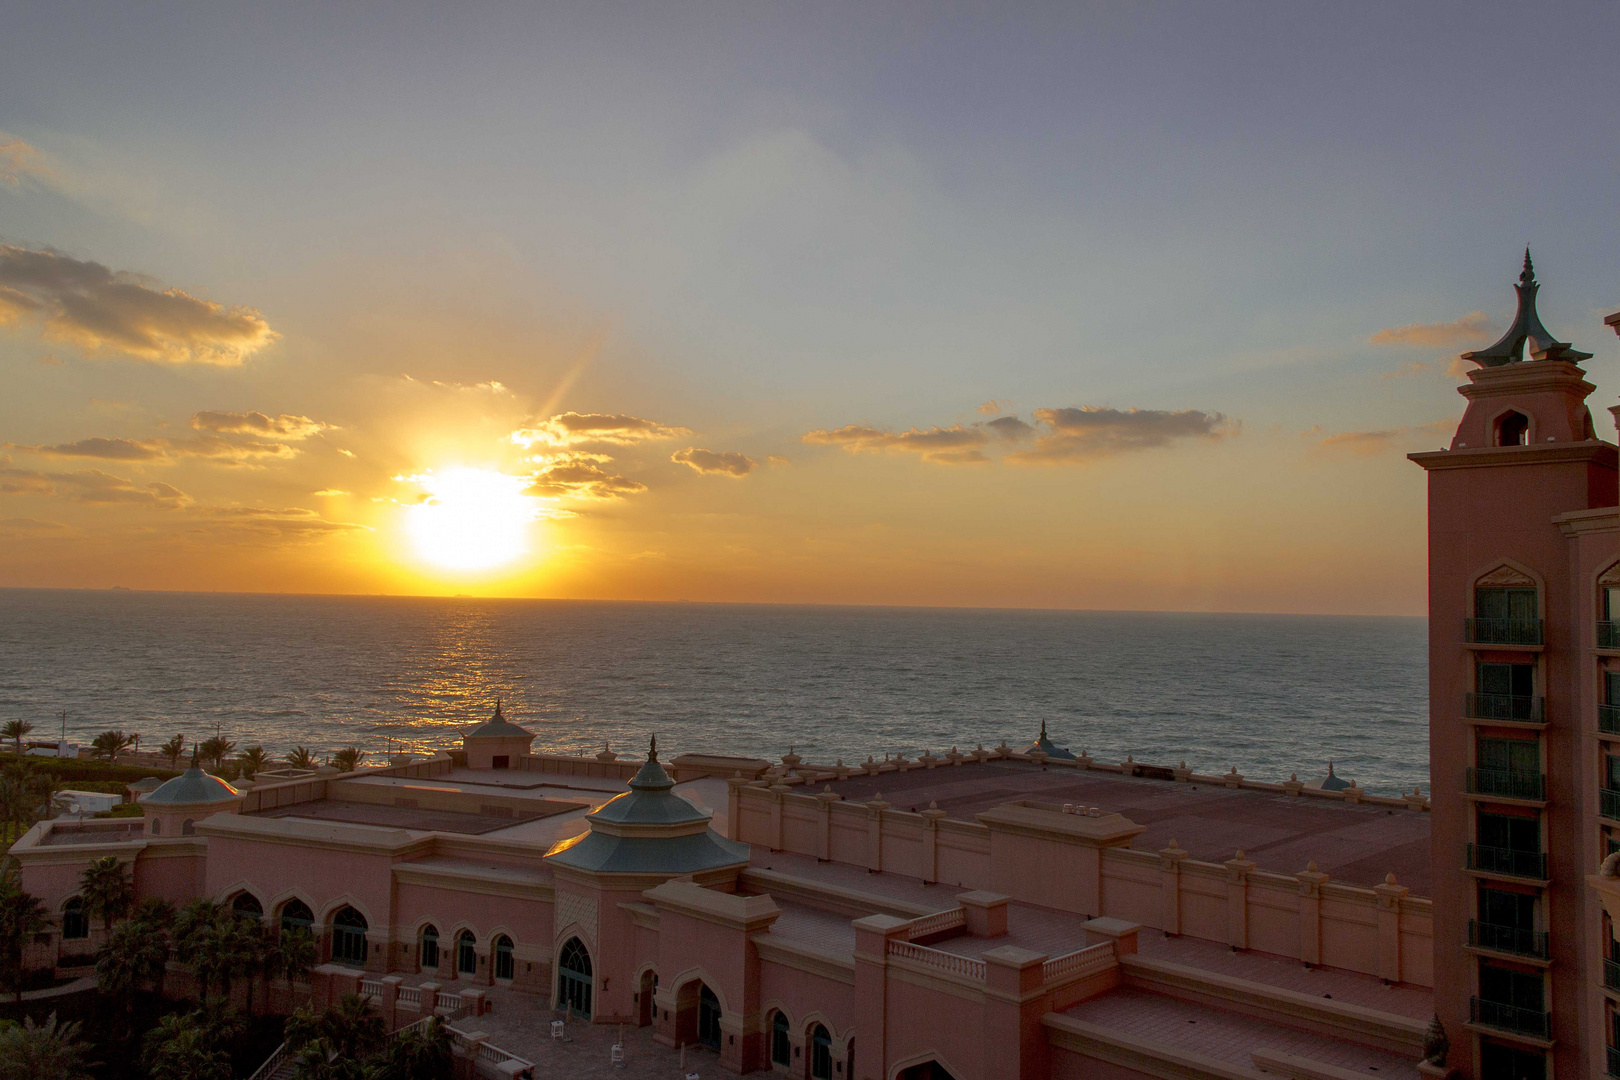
143, 765, 241, 807
545, 736, 749, 875
464, 699, 534, 740
1023, 720, 1075, 761
1305, 760, 1352, 792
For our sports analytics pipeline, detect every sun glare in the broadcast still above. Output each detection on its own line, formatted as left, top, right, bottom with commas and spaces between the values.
406, 468, 536, 572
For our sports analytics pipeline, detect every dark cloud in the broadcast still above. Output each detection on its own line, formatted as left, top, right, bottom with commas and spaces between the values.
1005, 407, 1233, 465
0, 466, 189, 507
522, 455, 648, 500
195, 506, 369, 539
671, 447, 757, 477
0, 245, 277, 365
511, 411, 691, 448
985, 415, 1035, 439
15, 433, 300, 464
802, 423, 990, 465
190, 411, 331, 439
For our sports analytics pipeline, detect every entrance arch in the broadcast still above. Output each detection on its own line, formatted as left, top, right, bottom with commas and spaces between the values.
557, 937, 592, 1018
698, 985, 722, 1049
897, 1061, 958, 1080
638, 969, 657, 1027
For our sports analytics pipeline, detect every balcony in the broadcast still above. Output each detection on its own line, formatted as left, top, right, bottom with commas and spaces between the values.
1606, 957, 1620, 991
1466, 768, 1545, 802
1468, 920, 1549, 960
1466, 618, 1544, 647
1602, 705, 1620, 735
1467, 844, 1547, 881
1465, 693, 1544, 723
1601, 621, 1620, 650
1604, 789, 1620, 823
1469, 996, 1550, 1039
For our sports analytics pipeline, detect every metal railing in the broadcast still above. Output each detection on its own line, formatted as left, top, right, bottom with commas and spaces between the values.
1466, 618, 1544, 646
1605, 958, 1620, 992
1601, 704, 1620, 735
1466, 768, 1545, 801
1469, 996, 1549, 1039
1600, 621, 1620, 650
1467, 920, 1549, 960
1465, 693, 1544, 723
1467, 844, 1547, 880
1603, 789, 1620, 823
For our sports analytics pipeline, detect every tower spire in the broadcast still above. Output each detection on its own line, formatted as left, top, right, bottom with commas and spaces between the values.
1462, 249, 1591, 366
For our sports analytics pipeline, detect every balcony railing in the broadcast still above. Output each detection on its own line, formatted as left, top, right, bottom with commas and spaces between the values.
1602, 704, 1620, 735
1601, 621, 1620, 650
1468, 920, 1549, 960
1467, 844, 1547, 880
1609, 1043, 1620, 1078
1465, 693, 1544, 723
1466, 768, 1545, 801
1469, 996, 1550, 1039
1466, 618, 1544, 646
1606, 958, 1620, 992
1604, 789, 1620, 823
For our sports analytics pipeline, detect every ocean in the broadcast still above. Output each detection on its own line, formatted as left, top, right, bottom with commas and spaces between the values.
0, 589, 1429, 795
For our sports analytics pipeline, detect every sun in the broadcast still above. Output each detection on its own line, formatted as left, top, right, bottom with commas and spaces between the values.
405, 468, 536, 572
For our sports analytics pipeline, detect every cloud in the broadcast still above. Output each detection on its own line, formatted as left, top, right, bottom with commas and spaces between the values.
802, 423, 991, 465
190, 411, 331, 439
984, 414, 1035, 439
0, 517, 70, 538
1379, 361, 1432, 379
0, 133, 58, 190
767, 455, 792, 467
510, 411, 691, 448
1312, 419, 1455, 457
1005, 407, 1233, 465
522, 454, 648, 500
194, 506, 369, 538
671, 447, 757, 477
312, 489, 349, 497
0, 245, 277, 365
978, 400, 1011, 414
14, 433, 300, 464
0, 466, 189, 507
1370, 312, 1491, 349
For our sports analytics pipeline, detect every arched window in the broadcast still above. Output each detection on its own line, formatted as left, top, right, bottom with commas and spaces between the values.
420, 924, 439, 971
231, 893, 263, 921
332, 906, 369, 965
770, 1011, 791, 1067
493, 934, 514, 980
811, 1024, 833, 1080
457, 930, 477, 975
181, 818, 195, 836
280, 899, 314, 936
1496, 410, 1529, 447
61, 897, 88, 940
698, 985, 721, 1049
557, 937, 592, 1018
150, 818, 161, 836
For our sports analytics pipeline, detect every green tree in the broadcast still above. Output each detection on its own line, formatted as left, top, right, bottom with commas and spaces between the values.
95, 916, 170, 1013
77, 855, 133, 936
0, 1013, 96, 1080
0, 721, 32, 758
376, 1016, 452, 1080
285, 995, 388, 1080
173, 899, 222, 1000
89, 730, 133, 765
134, 897, 177, 929
237, 746, 272, 779
159, 734, 186, 769
330, 747, 366, 773
142, 1010, 234, 1080
0, 875, 49, 1002
276, 926, 317, 986
286, 746, 316, 770
0, 760, 53, 837
196, 737, 235, 770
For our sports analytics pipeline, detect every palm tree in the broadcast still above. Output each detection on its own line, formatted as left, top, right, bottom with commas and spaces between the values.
286, 746, 316, 770
0, 876, 50, 1002
134, 897, 177, 930
78, 855, 132, 936
89, 730, 133, 765
0, 720, 33, 758
380, 1015, 452, 1080
159, 734, 186, 769
0, 1012, 96, 1080
330, 747, 365, 773
0, 759, 54, 838
173, 899, 222, 1000
237, 746, 272, 779
277, 926, 317, 988
142, 1011, 232, 1080
197, 737, 235, 770
96, 917, 169, 1013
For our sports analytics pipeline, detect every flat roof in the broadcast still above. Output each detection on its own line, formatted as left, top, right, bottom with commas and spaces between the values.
818, 760, 1431, 893
253, 799, 544, 835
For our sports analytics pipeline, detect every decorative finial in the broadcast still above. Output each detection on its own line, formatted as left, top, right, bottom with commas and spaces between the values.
190, 743, 199, 769
1521, 247, 1535, 285
1462, 249, 1591, 366
648, 733, 658, 761
1039, 719, 1048, 739
1327, 760, 1335, 776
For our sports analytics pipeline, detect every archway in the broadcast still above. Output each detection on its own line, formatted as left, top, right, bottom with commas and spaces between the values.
493, 935, 514, 980
231, 892, 263, 921
1496, 410, 1529, 447
456, 930, 477, 976
898, 1062, 957, 1080
419, 925, 439, 972
279, 899, 313, 937
557, 937, 592, 1018
638, 970, 657, 1028
698, 985, 722, 1049
331, 906, 368, 966
810, 1025, 832, 1080
770, 1011, 791, 1067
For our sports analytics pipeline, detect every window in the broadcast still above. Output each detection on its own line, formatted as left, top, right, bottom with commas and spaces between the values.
1478, 812, 1540, 853
1474, 663, 1536, 719
150, 818, 161, 836
457, 930, 477, 975
1478, 738, 1538, 775
1478, 887, 1534, 932
492, 755, 509, 769
557, 937, 592, 1018
698, 985, 721, 1049
1479, 1041, 1544, 1080
811, 1025, 833, 1080
1471, 589, 1540, 645
181, 818, 195, 836
1476, 587, 1537, 622
1496, 411, 1529, 447
61, 897, 88, 940
494, 935, 514, 980
420, 925, 439, 970
231, 893, 263, 921
280, 900, 314, 936
770, 1012, 791, 1067
331, 907, 368, 966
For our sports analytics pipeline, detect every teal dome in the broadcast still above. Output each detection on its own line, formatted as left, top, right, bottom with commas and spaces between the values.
143, 766, 241, 807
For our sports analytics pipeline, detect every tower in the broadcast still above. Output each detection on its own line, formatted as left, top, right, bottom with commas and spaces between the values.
1410, 252, 1618, 1079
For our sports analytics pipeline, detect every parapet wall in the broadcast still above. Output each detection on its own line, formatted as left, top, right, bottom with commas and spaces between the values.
731, 775, 1433, 988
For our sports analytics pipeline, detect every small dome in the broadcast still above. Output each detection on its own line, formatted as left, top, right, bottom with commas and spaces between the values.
143, 766, 241, 807
1023, 720, 1076, 761
1305, 760, 1352, 792
464, 699, 534, 740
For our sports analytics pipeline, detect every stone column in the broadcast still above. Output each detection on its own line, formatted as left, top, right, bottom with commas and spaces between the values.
958, 891, 1010, 937
851, 915, 909, 1080
921, 803, 947, 883
982, 946, 1049, 1080
816, 787, 840, 861
377, 974, 403, 1028
727, 775, 747, 842
1373, 873, 1410, 983
1296, 862, 1330, 966
866, 796, 889, 873
1224, 850, 1256, 950
1159, 840, 1188, 935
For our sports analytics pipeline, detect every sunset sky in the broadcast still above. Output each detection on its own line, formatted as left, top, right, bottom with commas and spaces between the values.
2, 4, 1618, 615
